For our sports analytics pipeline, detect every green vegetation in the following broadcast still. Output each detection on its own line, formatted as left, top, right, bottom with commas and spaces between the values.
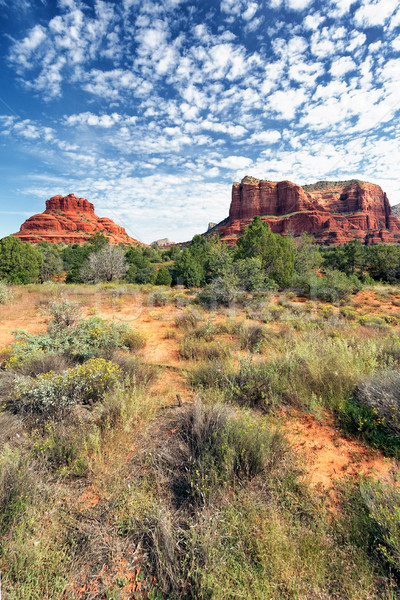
2, 224, 400, 598
0, 236, 42, 283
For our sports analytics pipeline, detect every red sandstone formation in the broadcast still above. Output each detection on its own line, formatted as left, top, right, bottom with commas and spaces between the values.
215, 176, 400, 245
12, 194, 144, 246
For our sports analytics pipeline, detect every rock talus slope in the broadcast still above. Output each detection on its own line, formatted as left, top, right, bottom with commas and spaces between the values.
216, 176, 400, 244
12, 194, 143, 245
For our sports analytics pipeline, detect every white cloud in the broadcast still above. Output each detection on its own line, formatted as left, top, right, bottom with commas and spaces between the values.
330, 56, 356, 77
250, 130, 281, 143
355, 0, 398, 27
268, 88, 307, 119
287, 0, 313, 10
219, 155, 253, 170
64, 112, 128, 127
303, 13, 325, 29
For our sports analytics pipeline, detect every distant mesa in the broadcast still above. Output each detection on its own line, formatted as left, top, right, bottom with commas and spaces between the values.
207, 222, 217, 231
12, 193, 144, 246
151, 237, 175, 247
211, 176, 400, 245
392, 203, 400, 219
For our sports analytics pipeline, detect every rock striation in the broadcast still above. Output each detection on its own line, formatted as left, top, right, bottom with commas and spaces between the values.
12, 194, 143, 246
215, 177, 400, 245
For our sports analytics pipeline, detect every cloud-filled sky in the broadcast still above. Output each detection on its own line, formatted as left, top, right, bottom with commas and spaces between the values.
0, 0, 399, 243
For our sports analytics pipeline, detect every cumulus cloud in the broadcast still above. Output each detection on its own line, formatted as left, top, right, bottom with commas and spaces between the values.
355, 0, 398, 27
2, 0, 400, 241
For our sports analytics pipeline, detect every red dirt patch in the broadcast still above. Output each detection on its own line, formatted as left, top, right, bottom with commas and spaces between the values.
283, 410, 396, 492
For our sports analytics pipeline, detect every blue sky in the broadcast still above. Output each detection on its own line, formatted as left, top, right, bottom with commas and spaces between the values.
0, 0, 399, 244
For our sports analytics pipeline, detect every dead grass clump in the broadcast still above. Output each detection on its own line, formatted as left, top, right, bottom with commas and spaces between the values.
13, 353, 73, 377
155, 401, 287, 509
179, 338, 231, 361
238, 322, 269, 352
175, 307, 204, 331
190, 359, 234, 390
109, 354, 158, 387
190, 322, 216, 341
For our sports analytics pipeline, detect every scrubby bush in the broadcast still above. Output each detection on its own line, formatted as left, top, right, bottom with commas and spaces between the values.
354, 370, 400, 437
11, 358, 122, 421
357, 315, 388, 329
293, 269, 363, 302
45, 298, 82, 338
122, 329, 146, 352
148, 289, 171, 306
197, 274, 247, 308
359, 477, 400, 573
5, 297, 145, 367
230, 359, 284, 411
0, 281, 13, 304
0, 447, 35, 533
190, 359, 234, 390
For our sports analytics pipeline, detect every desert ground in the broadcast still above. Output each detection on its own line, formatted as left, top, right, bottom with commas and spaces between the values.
1, 283, 400, 598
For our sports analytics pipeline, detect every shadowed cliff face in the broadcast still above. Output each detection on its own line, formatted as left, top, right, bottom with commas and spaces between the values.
12, 193, 144, 246
218, 177, 400, 245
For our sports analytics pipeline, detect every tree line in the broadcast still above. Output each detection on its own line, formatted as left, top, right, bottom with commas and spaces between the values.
1, 218, 400, 288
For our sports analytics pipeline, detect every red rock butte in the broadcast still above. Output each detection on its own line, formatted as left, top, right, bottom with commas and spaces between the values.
213, 176, 400, 245
12, 193, 144, 246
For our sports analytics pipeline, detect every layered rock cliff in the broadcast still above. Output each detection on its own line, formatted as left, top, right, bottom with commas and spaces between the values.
12, 194, 143, 246
216, 177, 400, 245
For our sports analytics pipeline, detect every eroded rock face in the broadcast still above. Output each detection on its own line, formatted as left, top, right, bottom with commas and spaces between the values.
217, 177, 400, 245
12, 193, 144, 246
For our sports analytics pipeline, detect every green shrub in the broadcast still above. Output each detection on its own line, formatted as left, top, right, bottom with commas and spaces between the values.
190, 359, 234, 390
0, 447, 34, 534
190, 322, 216, 342
11, 358, 122, 421
45, 298, 82, 338
6, 315, 140, 367
148, 289, 170, 306
340, 306, 358, 320
154, 267, 172, 286
294, 269, 363, 302
230, 359, 284, 411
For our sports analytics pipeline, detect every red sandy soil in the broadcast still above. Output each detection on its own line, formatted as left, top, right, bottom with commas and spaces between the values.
283, 410, 396, 493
